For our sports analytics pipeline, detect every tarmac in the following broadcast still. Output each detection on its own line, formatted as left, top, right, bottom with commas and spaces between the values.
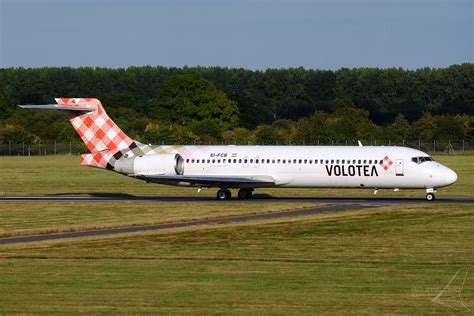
0, 194, 472, 245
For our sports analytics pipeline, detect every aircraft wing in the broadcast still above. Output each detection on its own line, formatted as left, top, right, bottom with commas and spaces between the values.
137, 174, 276, 188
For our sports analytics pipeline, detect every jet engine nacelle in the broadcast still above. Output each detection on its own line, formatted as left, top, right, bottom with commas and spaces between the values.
115, 154, 184, 176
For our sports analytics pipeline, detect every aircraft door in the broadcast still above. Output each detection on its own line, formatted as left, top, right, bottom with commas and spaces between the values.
395, 159, 404, 176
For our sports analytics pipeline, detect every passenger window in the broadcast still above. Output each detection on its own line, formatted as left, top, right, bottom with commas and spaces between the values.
320, 160, 323, 164
288, 160, 291, 164
358, 160, 361, 164
218, 159, 221, 163
336, 160, 339, 164
325, 160, 329, 164
238, 159, 242, 163
267, 159, 270, 163
314, 160, 318, 164
233, 159, 236, 163
212, 159, 215, 163
186, 159, 189, 163
299, 159, 302, 164
293, 159, 297, 164
244, 159, 247, 163
363, 160, 367, 164
331, 160, 334, 164
369, 160, 372, 164
341, 159, 345, 164
191, 159, 195, 163
379, 159, 383, 164
309, 160, 312, 164
272, 159, 275, 164
303, 159, 307, 164
250, 159, 253, 163
283, 160, 286, 164
256, 159, 259, 164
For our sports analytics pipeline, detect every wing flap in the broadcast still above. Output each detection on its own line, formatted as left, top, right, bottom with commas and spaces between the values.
138, 175, 275, 188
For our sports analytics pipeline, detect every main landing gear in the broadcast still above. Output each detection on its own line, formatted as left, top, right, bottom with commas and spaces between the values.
426, 188, 436, 201
217, 189, 232, 200
216, 188, 254, 200
237, 188, 253, 199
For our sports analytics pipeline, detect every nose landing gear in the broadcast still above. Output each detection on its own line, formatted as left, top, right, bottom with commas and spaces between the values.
425, 188, 436, 201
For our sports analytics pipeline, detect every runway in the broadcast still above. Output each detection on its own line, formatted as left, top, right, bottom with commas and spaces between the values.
1, 194, 473, 204
0, 195, 472, 245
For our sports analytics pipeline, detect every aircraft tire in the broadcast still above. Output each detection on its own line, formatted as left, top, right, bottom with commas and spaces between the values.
238, 189, 253, 199
217, 189, 231, 200
426, 193, 435, 201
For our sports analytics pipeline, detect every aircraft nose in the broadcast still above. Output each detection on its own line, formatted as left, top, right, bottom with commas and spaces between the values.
445, 168, 458, 186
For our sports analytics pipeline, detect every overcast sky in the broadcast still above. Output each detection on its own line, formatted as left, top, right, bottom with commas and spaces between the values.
0, 0, 472, 69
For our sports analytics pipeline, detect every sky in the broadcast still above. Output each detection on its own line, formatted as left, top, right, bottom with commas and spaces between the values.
0, 0, 472, 70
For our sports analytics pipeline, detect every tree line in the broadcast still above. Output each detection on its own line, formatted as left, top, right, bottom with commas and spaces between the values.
0, 65, 472, 145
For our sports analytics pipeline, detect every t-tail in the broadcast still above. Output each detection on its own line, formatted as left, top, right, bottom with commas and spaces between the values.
19, 98, 140, 169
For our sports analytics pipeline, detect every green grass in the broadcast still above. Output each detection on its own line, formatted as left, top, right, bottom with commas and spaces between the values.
0, 155, 472, 197
0, 155, 472, 313
0, 201, 317, 238
0, 204, 472, 314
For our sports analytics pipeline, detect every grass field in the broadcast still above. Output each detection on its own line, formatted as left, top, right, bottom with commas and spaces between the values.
0, 203, 473, 314
0, 201, 318, 238
0, 154, 472, 197
0, 155, 473, 313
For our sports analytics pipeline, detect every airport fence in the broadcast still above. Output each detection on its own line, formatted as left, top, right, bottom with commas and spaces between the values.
0, 142, 88, 156
0, 140, 473, 156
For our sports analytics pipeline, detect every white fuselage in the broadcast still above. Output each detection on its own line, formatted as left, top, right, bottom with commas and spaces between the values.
152, 145, 457, 189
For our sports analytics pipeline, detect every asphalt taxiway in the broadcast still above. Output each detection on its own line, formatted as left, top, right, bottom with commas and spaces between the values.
0, 203, 376, 245
0, 195, 472, 245
1, 194, 473, 204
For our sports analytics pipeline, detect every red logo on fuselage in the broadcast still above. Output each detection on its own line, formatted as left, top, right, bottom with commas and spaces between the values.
380, 156, 393, 170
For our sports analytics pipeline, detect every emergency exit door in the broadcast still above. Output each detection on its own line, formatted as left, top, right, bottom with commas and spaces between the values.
395, 159, 404, 176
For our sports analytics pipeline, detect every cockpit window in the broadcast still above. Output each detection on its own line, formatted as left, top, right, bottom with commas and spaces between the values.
412, 156, 434, 164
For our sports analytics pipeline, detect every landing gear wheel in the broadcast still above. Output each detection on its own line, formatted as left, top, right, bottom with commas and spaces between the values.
426, 193, 435, 201
217, 189, 231, 200
238, 189, 253, 199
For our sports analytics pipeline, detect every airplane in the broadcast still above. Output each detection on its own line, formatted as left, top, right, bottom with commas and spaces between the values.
19, 98, 458, 201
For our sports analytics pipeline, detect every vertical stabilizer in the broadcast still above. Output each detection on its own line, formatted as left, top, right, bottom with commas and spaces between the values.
55, 98, 134, 153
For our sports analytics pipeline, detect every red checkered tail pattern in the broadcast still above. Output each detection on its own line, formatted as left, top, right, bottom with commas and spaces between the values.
19, 98, 138, 170
56, 98, 135, 153
21, 98, 135, 153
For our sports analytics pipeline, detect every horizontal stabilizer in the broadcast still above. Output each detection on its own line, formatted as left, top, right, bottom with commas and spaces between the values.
19, 104, 96, 112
